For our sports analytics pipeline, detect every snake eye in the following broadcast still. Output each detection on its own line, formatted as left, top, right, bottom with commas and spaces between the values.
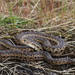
61, 50, 63, 52
55, 51, 58, 54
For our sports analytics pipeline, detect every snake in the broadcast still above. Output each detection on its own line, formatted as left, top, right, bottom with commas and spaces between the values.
0, 31, 75, 65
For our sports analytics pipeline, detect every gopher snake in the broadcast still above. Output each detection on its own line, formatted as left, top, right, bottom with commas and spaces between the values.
0, 31, 74, 65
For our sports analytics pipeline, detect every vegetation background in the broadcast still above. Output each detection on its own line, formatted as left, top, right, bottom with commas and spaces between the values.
0, 0, 75, 75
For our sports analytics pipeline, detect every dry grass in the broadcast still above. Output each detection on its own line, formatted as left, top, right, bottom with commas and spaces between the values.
0, 0, 75, 75
0, 0, 75, 26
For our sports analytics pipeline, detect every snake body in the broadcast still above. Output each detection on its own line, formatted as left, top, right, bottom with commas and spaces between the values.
0, 50, 74, 65
15, 31, 66, 56
0, 39, 34, 52
0, 31, 75, 65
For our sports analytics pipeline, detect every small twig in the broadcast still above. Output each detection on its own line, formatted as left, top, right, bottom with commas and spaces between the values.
66, 41, 75, 44
29, 0, 40, 14
66, 27, 75, 32
17, 20, 73, 32
9, 39, 15, 45
2, 58, 10, 63
45, 67, 75, 74
52, 2, 75, 12
11, 0, 19, 8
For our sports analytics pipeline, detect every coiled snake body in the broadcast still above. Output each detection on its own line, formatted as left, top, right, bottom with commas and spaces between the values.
0, 31, 75, 65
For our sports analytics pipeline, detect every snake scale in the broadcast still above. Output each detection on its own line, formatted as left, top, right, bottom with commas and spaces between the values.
0, 31, 75, 65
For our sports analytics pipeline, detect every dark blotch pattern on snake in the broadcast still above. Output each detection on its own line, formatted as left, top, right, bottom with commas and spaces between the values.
0, 31, 74, 65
